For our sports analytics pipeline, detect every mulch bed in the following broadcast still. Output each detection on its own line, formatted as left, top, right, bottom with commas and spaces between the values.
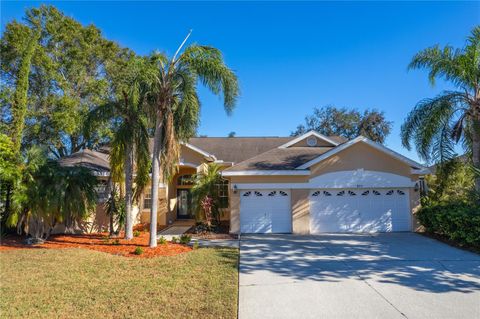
187, 222, 238, 240
0, 225, 192, 258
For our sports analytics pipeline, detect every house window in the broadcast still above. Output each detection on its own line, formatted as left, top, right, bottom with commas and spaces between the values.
95, 180, 109, 203
216, 179, 229, 208
178, 174, 194, 186
143, 188, 152, 209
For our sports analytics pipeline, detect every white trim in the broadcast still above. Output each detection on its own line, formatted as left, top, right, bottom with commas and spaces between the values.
278, 131, 339, 148
308, 170, 415, 188
411, 168, 431, 175
178, 161, 198, 168
234, 183, 306, 189
232, 170, 415, 189
182, 142, 217, 160
297, 136, 427, 170
222, 170, 310, 176
232, 183, 415, 190
93, 172, 110, 177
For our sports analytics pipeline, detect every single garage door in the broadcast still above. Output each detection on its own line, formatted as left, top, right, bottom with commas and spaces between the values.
240, 190, 292, 233
310, 188, 411, 233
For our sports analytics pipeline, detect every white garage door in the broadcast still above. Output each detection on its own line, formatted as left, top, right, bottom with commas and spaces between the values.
310, 188, 411, 233
240, 190, 292, 233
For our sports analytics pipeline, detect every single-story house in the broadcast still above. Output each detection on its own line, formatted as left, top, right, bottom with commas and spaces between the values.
59, 131, 429, 234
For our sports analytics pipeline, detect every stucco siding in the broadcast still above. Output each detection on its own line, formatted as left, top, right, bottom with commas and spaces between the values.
291, 189, 310, 234
310, 142, 412, 177
229, 190, 241, 234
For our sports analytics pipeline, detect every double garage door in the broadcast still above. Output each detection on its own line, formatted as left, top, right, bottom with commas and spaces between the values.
310, 188, 411, 233
239, 188, 411, 234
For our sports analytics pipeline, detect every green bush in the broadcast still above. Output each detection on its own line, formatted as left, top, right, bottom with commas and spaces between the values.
133, 230, 141, 237
179, 234, 192, 245
157, 236, 167, 245
193, 242, 200, 250
171, 236, 179, 244
417, 202, 480, 247
134, 247, 143, 255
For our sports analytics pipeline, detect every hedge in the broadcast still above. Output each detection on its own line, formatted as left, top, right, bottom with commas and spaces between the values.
416, 202, 480, 248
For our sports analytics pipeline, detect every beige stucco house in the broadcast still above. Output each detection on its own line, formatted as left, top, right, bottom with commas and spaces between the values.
60, 131, 429, 234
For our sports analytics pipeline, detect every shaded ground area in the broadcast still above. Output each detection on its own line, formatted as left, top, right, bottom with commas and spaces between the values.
239, 233, 480, 319
1, 247, 238, 318
0, 226, 191, 258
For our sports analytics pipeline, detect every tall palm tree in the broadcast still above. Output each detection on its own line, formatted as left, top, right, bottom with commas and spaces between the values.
401, 26, 480, 192
88, 56, 153, 239
148, 32, 239, 247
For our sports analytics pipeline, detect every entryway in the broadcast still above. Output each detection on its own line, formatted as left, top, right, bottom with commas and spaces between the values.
177, 189, 194, 219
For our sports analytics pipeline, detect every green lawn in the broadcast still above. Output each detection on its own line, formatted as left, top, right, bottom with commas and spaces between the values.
0, 247, 238, 318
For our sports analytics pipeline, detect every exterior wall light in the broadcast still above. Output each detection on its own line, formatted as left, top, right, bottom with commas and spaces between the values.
233, 184, 238, 194
414, 182, 419, 192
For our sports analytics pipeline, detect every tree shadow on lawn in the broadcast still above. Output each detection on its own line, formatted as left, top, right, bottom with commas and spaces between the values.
239, 234, 480, 294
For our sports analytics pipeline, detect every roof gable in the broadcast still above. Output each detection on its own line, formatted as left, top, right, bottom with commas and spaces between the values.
278, 131, 340, 148
297, 136, 428, 171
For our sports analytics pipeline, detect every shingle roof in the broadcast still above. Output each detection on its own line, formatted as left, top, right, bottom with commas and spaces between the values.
58, 135, 346, 173
224, 147, 333, 171
188, 137, 294, 163
58, 149, 110, 173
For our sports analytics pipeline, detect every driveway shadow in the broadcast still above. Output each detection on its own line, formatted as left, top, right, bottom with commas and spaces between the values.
239, 233, 480, 293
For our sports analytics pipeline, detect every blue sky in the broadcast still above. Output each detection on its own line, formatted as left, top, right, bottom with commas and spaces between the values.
2, 1, 479, 163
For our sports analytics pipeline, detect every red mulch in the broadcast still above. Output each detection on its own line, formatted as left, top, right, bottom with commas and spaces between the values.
0, 228, 192, 258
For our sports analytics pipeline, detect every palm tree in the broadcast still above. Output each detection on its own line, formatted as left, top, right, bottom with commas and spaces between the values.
401, 26, 480, 192
87, 56, 153, 239
148, 32, 239, 247
8, 147, 98, 241
191, 163, 224, 226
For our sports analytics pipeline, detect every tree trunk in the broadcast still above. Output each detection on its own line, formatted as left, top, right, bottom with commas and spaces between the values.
149, 111, 163, 248
10, 28, 40, 154
124, 143, 134, 240
472, 115, 480, 193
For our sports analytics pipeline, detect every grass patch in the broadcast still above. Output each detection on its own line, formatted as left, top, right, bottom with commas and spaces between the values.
0, 247, 238, 318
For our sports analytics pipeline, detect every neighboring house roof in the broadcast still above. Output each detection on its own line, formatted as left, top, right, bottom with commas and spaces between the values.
58, 149, 110, 174
223, 147, 332, 171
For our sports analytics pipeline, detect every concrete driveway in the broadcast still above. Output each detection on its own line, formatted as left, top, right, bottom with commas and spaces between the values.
239, 233, 480, 319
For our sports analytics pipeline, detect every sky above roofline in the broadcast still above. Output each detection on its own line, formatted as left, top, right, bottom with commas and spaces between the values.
2, 1, 478, 164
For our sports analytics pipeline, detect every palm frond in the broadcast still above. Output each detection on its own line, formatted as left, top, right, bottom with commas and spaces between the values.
401, 91, 466, 162
180, 45, 239, 113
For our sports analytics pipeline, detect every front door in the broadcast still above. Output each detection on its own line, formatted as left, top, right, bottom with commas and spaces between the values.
177, 189, 192, 219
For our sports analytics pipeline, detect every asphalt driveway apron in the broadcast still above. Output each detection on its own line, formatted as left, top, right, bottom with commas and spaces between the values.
238, 233, 480, 319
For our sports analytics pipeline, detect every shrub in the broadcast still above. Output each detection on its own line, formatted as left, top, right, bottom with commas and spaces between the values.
133, 230, 141, 237
157, 236, 167, 245
179, 234, 192, 245
134, 247, 143, 255
417, 202, 480, 248
171, 236, 179, 244
193, 242, 200, 250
